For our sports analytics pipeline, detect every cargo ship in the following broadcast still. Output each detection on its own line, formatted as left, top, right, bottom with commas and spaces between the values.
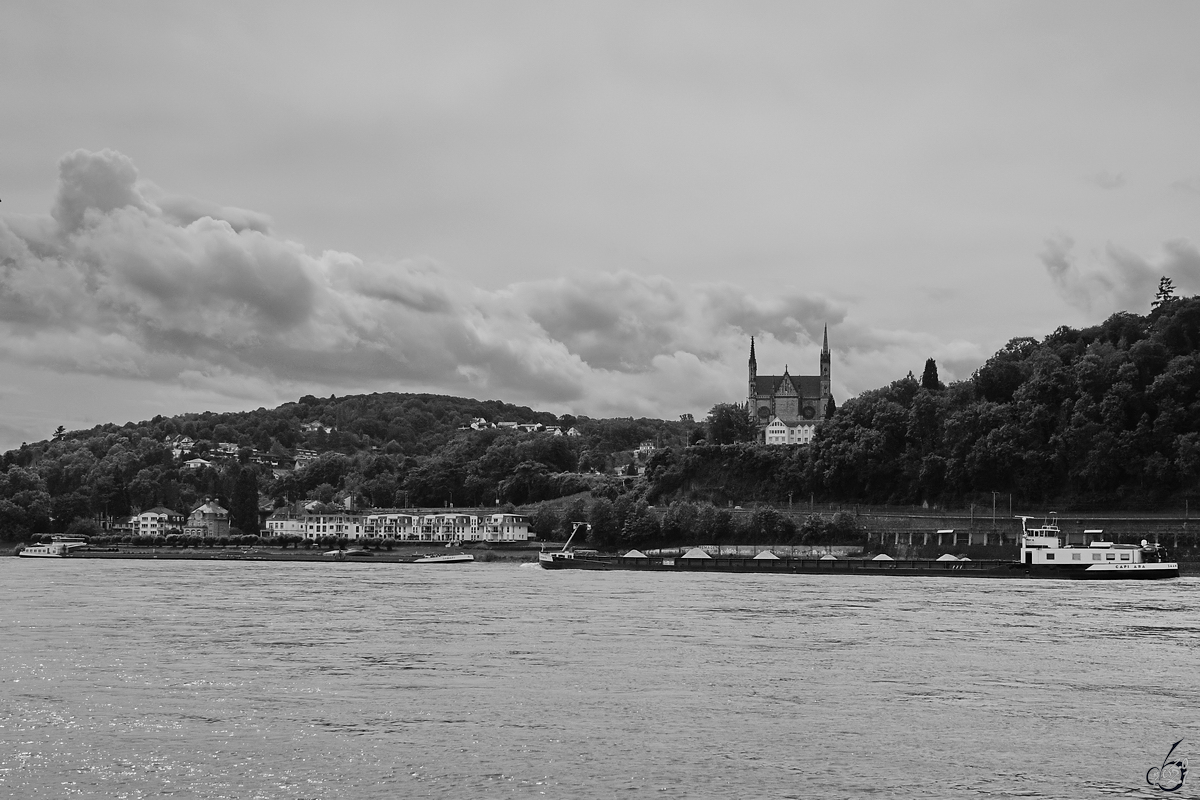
538, 516, 1179, 580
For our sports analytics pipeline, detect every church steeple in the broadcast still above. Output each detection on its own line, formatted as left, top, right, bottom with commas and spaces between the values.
820, 324, 831, 401
748, 336, 758, 410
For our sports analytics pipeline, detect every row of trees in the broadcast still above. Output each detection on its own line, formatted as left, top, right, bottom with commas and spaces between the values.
524, 497, 861, 550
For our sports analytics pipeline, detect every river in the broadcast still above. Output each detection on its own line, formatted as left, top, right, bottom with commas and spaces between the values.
1, 559, 1196, 798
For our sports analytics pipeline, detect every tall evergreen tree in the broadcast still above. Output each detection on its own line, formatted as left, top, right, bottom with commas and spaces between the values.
1153, 276, 1176, 309
921, 358, 942, 390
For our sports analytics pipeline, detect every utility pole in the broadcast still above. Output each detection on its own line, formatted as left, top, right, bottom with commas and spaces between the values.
991, 491, 998, 530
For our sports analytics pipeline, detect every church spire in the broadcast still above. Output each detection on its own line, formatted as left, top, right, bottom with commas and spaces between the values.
820, 324, 831, 400
747, 336, 758, 415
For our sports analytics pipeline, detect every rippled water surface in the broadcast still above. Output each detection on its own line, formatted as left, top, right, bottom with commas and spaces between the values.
2, 559, 1197, 798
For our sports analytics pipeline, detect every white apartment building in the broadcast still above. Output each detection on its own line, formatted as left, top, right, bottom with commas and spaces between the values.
264, 508, 365, 539
424, 513, 480, 542
764, 417, 817, 446
482, 514, 530, 542
132, 506, 186, 536
363, 513, 420, 540
265, 508, 531, 543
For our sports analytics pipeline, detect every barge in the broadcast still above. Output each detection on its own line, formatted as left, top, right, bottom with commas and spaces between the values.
539, 517, 1180, 580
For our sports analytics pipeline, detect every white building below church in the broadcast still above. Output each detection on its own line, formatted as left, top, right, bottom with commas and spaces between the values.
764, 417, 817, 445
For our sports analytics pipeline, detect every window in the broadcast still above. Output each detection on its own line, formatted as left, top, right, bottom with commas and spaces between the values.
1045, 553, 1055, 560
1093, 553, 1101, 561
1106, 553, 1115, 560
1120, 553, 1130, 561
1072, 553, 1081, 561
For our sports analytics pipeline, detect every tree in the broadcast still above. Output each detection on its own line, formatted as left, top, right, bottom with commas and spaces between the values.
528, 505, 561, 538
1153, 276, 1176, 309
587, 498, 618, 549
64, 517, 100, 538
229, 466, 260, 535
920, 358, 942, 391
52, 425, 66, 442
706, 403, 757, 445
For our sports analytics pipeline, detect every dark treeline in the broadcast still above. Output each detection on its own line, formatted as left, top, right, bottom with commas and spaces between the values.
641, 296, 1200, 509
526, 496, 859, 550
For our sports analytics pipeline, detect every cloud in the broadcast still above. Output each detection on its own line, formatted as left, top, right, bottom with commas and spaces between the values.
154, 194, 274, 234
0, 149, 980, 424
51, 148, 150, 231
1041, 232, 1200, 314
1171, 176, 1200, 196
1087, 170, 1127, 190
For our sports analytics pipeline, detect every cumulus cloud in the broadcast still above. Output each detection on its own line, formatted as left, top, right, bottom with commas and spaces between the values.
0, 149, 978, 423
1041, 232, 1200, 314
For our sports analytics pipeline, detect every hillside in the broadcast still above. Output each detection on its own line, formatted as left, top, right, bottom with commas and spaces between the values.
0, 392, 696, 541
641, 295, 1200, 510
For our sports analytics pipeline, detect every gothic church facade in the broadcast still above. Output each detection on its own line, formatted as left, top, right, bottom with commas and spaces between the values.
747, 328, 833, 444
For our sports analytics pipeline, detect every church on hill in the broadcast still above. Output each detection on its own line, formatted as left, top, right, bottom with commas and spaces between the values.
747, 329, 833, 445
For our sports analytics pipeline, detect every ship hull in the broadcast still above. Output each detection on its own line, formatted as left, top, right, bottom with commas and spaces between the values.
17, 548, 69, 558
538, 555, 1179, 579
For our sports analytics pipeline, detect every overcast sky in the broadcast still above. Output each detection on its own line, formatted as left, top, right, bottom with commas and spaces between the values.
2, 1, 1200, 451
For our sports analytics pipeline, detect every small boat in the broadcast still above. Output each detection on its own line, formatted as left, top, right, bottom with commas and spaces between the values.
18, 536, 89, 558
412, 553, 474, 564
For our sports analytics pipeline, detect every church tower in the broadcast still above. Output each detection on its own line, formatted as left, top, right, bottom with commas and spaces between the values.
748, 336, 758, 408
820, 325, 831, 412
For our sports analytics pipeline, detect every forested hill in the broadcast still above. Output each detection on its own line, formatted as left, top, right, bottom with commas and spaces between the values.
802, 295, 1200, 507
0, 392, 696, 540
637, 295, 1200, 511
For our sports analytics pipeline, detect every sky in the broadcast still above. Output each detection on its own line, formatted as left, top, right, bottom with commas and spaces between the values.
2, 1, 1200, 451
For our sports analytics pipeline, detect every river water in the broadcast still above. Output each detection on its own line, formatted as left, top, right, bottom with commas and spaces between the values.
1, 559, 1197, 799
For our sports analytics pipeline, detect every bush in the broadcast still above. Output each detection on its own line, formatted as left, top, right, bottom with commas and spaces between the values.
65, 518, 101, 538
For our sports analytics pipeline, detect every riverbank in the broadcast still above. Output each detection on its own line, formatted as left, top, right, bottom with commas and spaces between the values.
5, 543, 543, 563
